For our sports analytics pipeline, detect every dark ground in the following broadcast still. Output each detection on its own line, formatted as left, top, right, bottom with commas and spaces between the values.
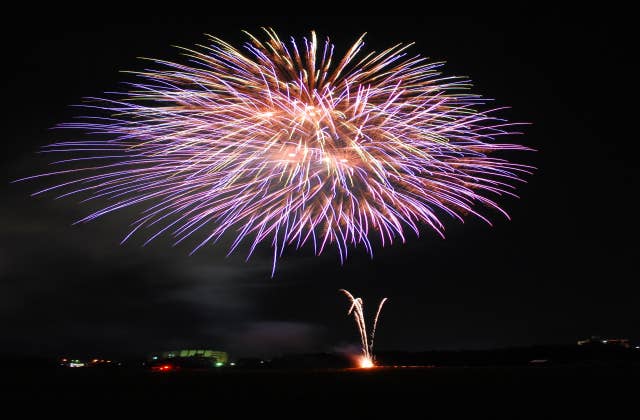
6, 365, 638, 416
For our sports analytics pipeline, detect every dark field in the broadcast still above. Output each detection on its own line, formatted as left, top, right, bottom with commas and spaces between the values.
6, 365, 638, 415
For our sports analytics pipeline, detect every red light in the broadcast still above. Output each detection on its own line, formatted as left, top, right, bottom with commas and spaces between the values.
152, 364, 175, 372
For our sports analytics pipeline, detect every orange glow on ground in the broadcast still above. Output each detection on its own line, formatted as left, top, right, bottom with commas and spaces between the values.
359, 357, 374, 369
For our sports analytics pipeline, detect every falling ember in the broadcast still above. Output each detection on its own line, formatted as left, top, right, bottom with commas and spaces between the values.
340, 289, 387, 368
18, 28, 533, 276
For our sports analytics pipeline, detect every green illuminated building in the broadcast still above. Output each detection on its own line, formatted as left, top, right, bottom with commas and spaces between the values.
151, 349, 229, 366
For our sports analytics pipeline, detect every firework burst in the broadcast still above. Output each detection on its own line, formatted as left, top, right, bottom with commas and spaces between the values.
20, 28, 532, 274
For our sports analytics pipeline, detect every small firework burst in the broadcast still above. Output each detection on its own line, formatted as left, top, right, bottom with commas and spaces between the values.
340, 289, 387, 368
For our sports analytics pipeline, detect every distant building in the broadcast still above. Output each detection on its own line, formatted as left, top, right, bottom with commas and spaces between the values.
149, 349, 229, 366
59, 358, 86, 368
577, 336, 630, 348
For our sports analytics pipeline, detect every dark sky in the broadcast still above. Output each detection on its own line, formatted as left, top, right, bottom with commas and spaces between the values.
2, 16, 638, 359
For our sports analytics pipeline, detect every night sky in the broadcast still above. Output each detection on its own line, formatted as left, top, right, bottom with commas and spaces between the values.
2, 16, 637, 359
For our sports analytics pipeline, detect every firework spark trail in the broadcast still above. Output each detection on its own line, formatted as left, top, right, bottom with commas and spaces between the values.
370, 296, 388, 358
18, 28, 533, 275
340, 289, 387, 367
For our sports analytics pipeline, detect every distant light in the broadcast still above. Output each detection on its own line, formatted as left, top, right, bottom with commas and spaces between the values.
636, 346, 640, 350
215, 362, 223, 367
260, 360, 264, 364
602, 340, 608, 344
69, 362, 85, 368
230, 362, 236, 366
152, 356, 158, 360
288, 153, 296, 157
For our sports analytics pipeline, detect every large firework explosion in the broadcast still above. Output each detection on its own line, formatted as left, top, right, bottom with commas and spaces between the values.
22, 28, 532, 274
